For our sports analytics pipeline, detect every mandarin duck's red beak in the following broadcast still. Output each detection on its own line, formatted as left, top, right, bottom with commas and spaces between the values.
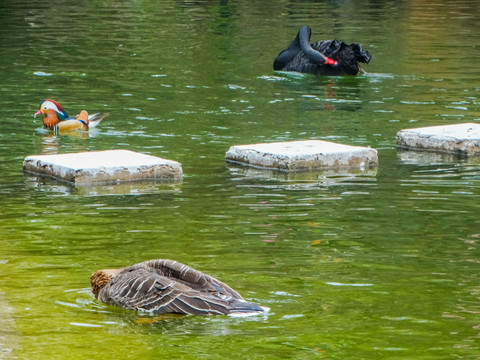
34, 109, 43, 117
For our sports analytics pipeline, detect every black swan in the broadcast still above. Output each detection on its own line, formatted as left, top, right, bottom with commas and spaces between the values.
273, 25, 372, 76
91, 259, 266, 316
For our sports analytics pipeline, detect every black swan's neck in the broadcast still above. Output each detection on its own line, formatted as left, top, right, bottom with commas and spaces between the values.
298, 26, 331, 65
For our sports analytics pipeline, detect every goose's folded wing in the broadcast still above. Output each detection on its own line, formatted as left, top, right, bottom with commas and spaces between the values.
136, 259, 245, 300
100, 270, 235, 315
151, 290, 237, 315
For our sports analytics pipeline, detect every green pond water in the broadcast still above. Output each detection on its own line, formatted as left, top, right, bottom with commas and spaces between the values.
1, 0, 480, 358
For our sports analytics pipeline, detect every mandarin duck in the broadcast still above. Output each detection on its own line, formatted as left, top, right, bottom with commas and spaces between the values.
90, 259, 266, 316
273, 25, 372, 76
34, 99, 109, 132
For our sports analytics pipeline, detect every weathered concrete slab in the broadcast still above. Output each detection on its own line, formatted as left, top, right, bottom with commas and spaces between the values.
396, 123, 480, 156
225, 140, 378, 172
23, 149, 183, 185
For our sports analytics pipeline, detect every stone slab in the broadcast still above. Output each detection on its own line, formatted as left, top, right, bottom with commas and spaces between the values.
23, 149, 183, 185
225, 140, 378, 172
396, 123, 480, 156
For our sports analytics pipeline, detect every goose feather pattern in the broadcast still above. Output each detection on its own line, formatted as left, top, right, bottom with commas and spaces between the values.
91, 259, 265, 316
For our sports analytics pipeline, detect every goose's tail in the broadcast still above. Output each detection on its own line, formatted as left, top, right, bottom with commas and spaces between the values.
229, 300, 269, 316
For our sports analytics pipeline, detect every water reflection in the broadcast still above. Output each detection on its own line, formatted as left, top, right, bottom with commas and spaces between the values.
227, 163, 377, 189
0, 292, 18, 358
37, 132, 61, 154
398, 148, 480, 166
265, 74, 370, 113
34, 131, 91, 155
24, 174, 183, 196
58, 286, 270, 337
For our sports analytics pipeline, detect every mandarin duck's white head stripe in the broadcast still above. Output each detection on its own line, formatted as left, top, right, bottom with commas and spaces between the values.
35, 99, 69, 119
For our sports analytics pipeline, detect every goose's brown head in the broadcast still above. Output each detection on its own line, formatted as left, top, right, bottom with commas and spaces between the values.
90, 268, 123, 298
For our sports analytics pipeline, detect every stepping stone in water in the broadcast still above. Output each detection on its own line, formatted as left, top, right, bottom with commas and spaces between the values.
225, 140, 378, 172
23, 149, 183, 185
397, 123, 480, 156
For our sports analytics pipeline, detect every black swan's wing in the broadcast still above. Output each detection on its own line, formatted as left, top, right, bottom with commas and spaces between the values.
350, 43, 372, 64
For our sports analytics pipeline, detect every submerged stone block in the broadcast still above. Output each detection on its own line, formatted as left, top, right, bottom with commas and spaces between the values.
396, 123, 480, 156
23, 149, 183, 185
225, 140, 378, 172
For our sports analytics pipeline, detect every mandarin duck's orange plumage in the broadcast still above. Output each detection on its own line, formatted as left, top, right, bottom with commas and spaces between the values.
34, 99, 109, 133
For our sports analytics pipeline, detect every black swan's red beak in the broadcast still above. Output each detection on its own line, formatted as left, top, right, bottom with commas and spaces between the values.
324, 57, 338, 66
